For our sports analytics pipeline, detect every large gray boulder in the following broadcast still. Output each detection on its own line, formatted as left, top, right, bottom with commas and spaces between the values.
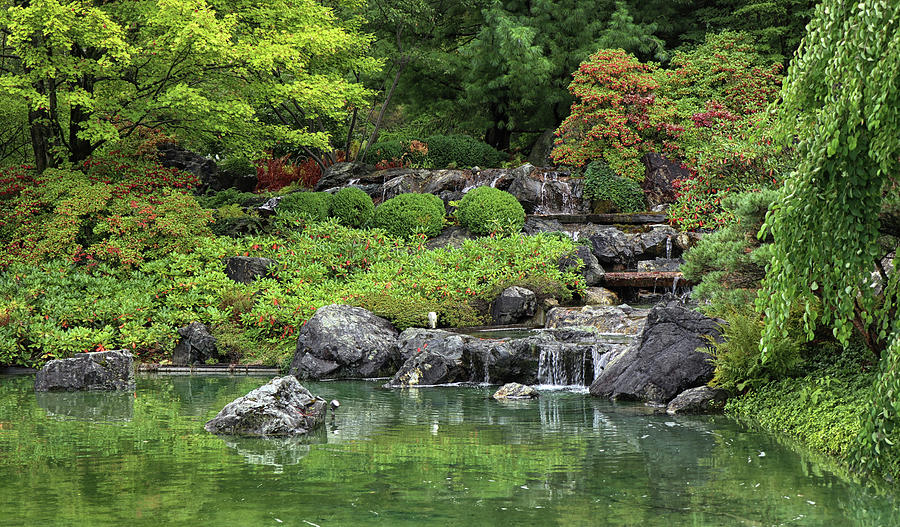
545, 305, 648, 334
641, 153, 689, 207
491, 286, 536, 325
589, 300, 723, 404
34, 350, 135, 392
173, 322, 219, 366
315, 162, 373, 191
666, 386, 729, 415
205, 376, 327, 436
290, 305, 400, 379
585, 225, 679, 268
557, 245, 605, 286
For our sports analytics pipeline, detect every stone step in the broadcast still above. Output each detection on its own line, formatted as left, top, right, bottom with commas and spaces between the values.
529, 213, 667, 225
600, 271, 688, 288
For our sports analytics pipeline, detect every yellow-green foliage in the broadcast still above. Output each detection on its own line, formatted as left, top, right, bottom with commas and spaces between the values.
373, 193, 445, 239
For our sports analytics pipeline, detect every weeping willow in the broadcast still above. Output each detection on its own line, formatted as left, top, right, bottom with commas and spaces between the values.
759, 0, 900, 474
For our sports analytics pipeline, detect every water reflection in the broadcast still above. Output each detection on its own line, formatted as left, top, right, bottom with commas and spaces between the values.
221, 430, 327, 472
35, 390, 134, 422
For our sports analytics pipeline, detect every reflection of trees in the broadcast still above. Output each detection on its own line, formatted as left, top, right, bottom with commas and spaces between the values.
35, 390, 133, 422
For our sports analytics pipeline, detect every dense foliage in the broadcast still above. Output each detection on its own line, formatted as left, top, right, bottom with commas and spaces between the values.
372, 193, 446, 239
581, 161, 646, 213
331, 187, 374, 227
456, 187, 526, 236
757, 0, 900, 476
278, 191, 334, 222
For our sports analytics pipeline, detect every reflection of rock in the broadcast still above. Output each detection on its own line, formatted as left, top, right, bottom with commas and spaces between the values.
205, 376, 327, 436
290, 305, 400, 379
222, 432, 326, 468
590, 299, 723, 403
666, 386, 729, 414
493, 383, 538, 399
34, 350, 135, 391
36, 390, 133, 422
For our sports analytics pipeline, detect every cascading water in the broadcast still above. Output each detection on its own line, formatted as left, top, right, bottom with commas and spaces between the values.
666, 236, 672, 260
537, 347, 567, 386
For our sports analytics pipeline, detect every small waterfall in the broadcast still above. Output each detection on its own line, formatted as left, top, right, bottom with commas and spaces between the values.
591, 349, 617, 381
490, 174, 503, 187
666, 236, 672, 260
671, 275, 680, 295
483, 358, 490, 384
537, 347, 566, 386
347, 178, 360, 186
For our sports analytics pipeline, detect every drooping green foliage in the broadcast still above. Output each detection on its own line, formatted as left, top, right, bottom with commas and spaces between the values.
581, 161, 646, 213
757, 0, 900, 475
372, 192, 445, 239
331, 187, 374, 227
0, 0, 378, 170
456, 186, 525, 236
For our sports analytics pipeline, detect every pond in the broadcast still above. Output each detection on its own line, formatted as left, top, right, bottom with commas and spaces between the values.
1, 374, 897, 526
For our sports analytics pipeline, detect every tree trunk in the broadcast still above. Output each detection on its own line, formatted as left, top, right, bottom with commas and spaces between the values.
69, 74, 95, 165
359, 57, 408, 163
485, 125, 511, 151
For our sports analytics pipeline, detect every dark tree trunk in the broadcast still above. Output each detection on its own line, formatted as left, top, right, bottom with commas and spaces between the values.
485, 125, 511, 152
69, 74, 95, 165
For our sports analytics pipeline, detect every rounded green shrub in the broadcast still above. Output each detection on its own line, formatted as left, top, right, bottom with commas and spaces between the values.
331, 187, 374, 227
373, 193, 445, 239
456, 186, 525, 236
278, 191, 333, 220
582, 161, 646, 213
424, 134, 505, 168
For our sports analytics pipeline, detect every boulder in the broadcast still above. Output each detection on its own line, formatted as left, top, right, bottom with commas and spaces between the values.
523, 215, 566, 235
314, 162, 373, 191
493, 383, 539, 399
491, 286, 536, 325
582, 287, 619, 306
225, 256, 276, 283
173, 322, 219, 366
290, 305, 400, 379
156, 142, 220, 191
637, 258, 683, 272
34, 350, 135, 392
589, 299, 724, 404
426, 225, 474, 250
558, 245, 605, 286
545, 305, 648, 334
586, 225, 679, 268
204, 376, 327, 436
507, 166, 589, 215
666, 386, 729, 415
527, 129, 557, 167
641, 153, 689, 207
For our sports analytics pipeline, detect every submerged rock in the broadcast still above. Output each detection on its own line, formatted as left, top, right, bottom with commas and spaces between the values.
204, 376, 327, 436
493, 383, 539, 399
173, 322, 219, 366
666, 386, 729, 415
34, 350, 135, 392
589, 299, 723, 404
290, 305, 400, 379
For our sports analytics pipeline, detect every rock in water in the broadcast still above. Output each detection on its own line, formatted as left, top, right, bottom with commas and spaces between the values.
204, 376, 327, 436
666, 386, 729, 415
493, 383, 539, 399
290, 305, 400, 379
589, 299, 723, 404
34, 350, 135, 392
172, 322, 219, 366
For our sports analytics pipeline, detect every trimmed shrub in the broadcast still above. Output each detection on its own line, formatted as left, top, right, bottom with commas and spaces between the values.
456, 186, 525, 236
582, 161, 646, 213
373, 193, 445, 239
278, 191, 333, 221
425, 134, 505, 168
331, 187, 374, 227
198, 188, 256, 209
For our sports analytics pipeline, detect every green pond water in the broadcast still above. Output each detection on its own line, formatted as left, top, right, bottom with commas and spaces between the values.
1, 374, 898, 526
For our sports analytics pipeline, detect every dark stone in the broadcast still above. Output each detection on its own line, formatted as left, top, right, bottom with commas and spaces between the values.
225, 256, 276, 283
586, 225, 679, 268
157, 142, 221, 191
527, 129, 557, 167
493, 382, 539, 399
204, 376, 327, 436
315, 162, 374, 191
34, 350, 135, 392
641, 153, 689, 207
491, 286, 537, 325
290, 305, 400, 379
426, 225, 474, 250
588, 226, 634, 268
524, 215, 566, 235
589, 299, 724, 404
506, 165, 589, 215
666, 386, 729, 414
173, 322, 219, 366
558, 245, 605, 286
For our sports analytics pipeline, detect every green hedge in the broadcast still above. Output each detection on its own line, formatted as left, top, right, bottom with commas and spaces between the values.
425, 134, 505, 168
582, 161, 646, 213
373, 193, 445, 239
331, 187, 374, 227
456, 186, 525, 236
278, 191, 333, 221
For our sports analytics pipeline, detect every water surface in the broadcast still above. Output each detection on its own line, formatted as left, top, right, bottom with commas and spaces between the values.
0, 375, 897, 526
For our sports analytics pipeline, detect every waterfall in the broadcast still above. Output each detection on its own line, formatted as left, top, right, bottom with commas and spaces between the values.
666, 236, 672, 260
671, 275, 680, 295
537, 347, 566, 385
483, 358, 490, 384
347, 178, 360, 186
591, 348, 617, 381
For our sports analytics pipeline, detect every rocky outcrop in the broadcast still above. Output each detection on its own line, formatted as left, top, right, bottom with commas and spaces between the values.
493, 383, 539, 399
315, 162, 375, 191
545, 305, 648, 334
224, 256, 276, 283
589, 299, 724, 404
204, 376, 327, 436
641, 153, 689, 207
173, 322, 219, 366
558, 245, 605, 286
491, 286, 536, 325
637, 258, 683, 272
157, 142, 220, 190
586, 225, 678, 269
582, 287, 619, 306
290, 305, 400, 379
666, 386, 729, 415
34, 350, 135, 392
